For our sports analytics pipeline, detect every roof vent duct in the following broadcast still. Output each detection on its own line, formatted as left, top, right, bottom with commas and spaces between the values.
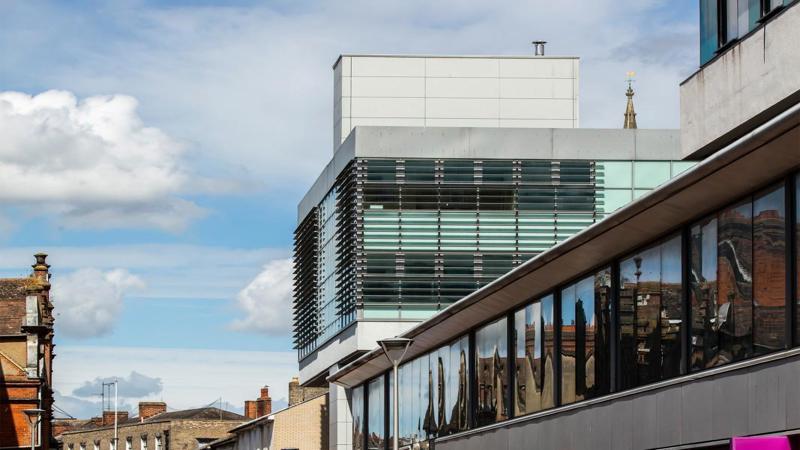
532, 40, 547, 56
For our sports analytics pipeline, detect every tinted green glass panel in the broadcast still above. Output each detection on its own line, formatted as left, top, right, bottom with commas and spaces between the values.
602, 189, 633, 213
599, 161, 632, 188
634, 162, 671, 189
700, 0, 719, 64
671, 161, 696, 177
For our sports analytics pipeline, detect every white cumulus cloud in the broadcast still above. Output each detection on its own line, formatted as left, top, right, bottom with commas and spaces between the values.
230, 258, 293, 335
52, 268, 145, 338
0, 90, 206, 231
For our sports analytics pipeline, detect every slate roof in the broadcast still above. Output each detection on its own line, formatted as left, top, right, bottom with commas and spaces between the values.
63, 408, 246, 435
0, 278, 36, 335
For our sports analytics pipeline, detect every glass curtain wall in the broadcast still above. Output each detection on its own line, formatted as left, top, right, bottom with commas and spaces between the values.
559, 268, 612, 405
367, 377, 384, 450
690, 185, 787, 370
513, 295, 555, 416
475, 317, 509, 427
619, 236, 683, 389
397, 336, 469, 447
353, 171, 799, 442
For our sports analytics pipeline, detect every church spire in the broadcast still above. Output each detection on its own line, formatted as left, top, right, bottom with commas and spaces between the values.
623, 71, 637, 129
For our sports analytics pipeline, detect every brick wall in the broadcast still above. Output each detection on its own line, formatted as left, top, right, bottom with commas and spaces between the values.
288, 378, 328, 407
138, 403, 166, 421
0, 383, 40, 448
61, 420, 244, 450
269, 394, 328, 450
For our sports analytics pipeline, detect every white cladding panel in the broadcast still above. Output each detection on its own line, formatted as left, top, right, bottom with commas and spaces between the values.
333, 55, 579, 148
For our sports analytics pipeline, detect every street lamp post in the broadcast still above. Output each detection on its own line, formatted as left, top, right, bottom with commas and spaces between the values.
22, 408, 44, 450
377, 337, 413, 450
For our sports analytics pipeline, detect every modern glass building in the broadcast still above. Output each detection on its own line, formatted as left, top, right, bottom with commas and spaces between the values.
332, 2, 800, 448
335, 166, 800, 450
295, 148, 693, 360
294, 127, 691, 379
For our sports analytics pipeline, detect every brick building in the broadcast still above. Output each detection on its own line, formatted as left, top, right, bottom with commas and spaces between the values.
59, 403, 245, 450
0, 254, 55, 450
206, 393, 328, 450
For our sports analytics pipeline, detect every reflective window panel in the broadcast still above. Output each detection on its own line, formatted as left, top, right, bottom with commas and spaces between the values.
367, 377, 385, 450
351, 385, 365, 450
690, 217, 719, 370
541, 294, 556, 409
475, 317, 509, 427
514, 301, 543, 416
559, 268, 613, 405
753, 186, 786, 354
691, 185, 787, 370
619, 235, 683, 389
718, 199, 754, 362
797, 175, 800, 345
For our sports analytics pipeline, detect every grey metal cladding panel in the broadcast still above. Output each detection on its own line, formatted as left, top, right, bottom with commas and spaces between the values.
447, 429, 500, 450
538, 416, 561, 449
507, 419, 538, 450
786, 358, 800, 429
711, 368, 749, 440
656, 388, 682, 448
555, 410, 577, 450
747, 360, 788, 435
483, 428, 509, 450
592, 403, 614, 450
634, 129, 683, 160
632, 394, 659, 450
552, 128, 635, 160
609, 398, 634, 450
682, 380, 714, 444
572, 407, 606, 450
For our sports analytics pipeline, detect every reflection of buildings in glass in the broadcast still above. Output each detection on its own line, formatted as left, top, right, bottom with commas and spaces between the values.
718, 203, 754, 361
690, 187, 787, 370
592, 272, 611, 397
619, 238, 683, 388
475, 319, 507, 427
753, 195, 786, 351
542, 316, 555, 408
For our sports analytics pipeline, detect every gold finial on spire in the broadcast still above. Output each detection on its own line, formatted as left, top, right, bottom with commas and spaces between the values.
624, 71, 637, 129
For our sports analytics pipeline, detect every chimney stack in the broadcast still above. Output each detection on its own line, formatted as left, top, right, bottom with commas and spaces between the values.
288, 377, 300, 406
244, 385, 273, 419
244, 401, 258, 419
532, 40, 547, 56
257, 386, 272, 417
138, 402, 166, 421
102, 411, 128, 427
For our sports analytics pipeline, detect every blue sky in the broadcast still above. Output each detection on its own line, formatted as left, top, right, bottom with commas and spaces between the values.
0, 0, 698, 418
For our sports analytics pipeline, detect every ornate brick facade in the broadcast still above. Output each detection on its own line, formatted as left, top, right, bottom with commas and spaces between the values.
0, 254, 55, 450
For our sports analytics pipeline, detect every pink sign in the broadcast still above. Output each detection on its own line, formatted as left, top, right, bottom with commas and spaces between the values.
731, 436, 791, 450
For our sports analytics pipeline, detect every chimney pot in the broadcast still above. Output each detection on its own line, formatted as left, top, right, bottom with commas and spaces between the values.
32, 253, 50, 281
